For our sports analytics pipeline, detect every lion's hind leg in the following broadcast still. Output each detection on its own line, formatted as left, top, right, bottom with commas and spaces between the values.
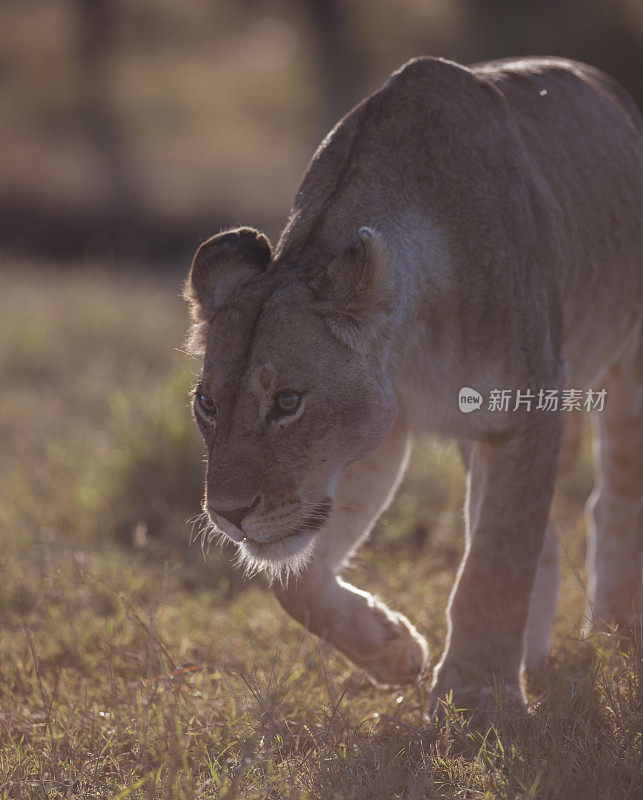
273, 416, 429, 686
584, 322, 643, 633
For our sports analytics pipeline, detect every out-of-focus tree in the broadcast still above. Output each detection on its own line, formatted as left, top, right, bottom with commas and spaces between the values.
303, 0, 366, 129
74, 0, 141, 208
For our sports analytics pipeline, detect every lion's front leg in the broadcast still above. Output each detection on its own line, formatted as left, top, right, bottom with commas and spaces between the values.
431, 414, 563, 715
275, 570, 428, 686
274, 413, 428, 687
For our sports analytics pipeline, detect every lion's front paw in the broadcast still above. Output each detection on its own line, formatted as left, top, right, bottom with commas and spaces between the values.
351, 608, 429, 687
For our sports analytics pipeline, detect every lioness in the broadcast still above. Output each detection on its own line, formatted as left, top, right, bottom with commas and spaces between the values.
184, 56, 643, 713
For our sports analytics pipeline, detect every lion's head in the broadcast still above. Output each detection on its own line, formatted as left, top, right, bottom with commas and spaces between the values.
184, 225, 398, 580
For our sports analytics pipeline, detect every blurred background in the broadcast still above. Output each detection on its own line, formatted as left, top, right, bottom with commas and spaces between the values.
1, 0, 642, 264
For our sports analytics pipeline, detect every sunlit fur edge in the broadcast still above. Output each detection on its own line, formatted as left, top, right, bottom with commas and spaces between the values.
187, 509, 318, 586
233, 532, 318, 587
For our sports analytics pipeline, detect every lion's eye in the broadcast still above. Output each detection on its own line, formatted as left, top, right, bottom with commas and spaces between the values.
197, 393, 217, 420
275, 391, 302, 414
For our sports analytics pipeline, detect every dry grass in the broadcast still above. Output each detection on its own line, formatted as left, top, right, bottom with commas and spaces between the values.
0, 263, 640, 799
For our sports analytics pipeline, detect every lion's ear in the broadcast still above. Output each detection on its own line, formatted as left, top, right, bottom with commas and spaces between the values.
313, 227, 394, 353
185, 227, 272, 322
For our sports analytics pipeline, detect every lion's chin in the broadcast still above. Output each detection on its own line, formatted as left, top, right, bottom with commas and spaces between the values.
234, 530, 317, 585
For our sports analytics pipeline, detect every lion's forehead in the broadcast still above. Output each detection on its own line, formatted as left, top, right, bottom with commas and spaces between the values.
203, 283, 328, 396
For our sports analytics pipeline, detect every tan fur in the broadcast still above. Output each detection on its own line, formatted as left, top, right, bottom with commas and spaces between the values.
185, 57, 643, 713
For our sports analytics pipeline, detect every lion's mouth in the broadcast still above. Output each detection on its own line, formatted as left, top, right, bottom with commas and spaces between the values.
250, 501, 331, 546
234, 502, 331, 580
237, 529, 317, 581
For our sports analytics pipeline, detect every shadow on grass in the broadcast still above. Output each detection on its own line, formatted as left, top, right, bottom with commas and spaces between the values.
196, 628, 641, 800
4, 561, 639, 800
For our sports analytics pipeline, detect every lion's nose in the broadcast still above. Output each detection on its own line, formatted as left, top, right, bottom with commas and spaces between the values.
211, 495, 262, 530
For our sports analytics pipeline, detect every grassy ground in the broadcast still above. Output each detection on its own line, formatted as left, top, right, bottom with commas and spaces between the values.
0, 263, 640, 799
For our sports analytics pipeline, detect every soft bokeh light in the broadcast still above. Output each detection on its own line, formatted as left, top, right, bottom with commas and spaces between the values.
239, 16, 300, 71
